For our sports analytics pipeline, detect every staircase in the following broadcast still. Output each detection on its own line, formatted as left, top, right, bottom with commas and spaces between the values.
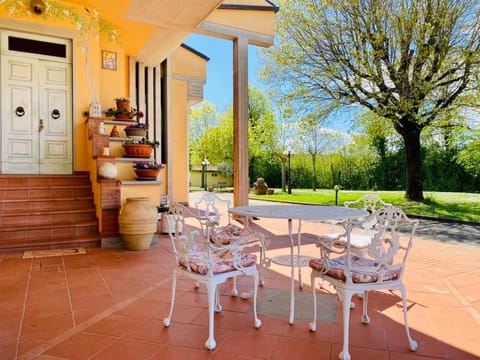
0, 172, 101, 253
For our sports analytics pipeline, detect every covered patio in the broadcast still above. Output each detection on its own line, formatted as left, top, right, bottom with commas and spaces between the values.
1, 193, 479, 360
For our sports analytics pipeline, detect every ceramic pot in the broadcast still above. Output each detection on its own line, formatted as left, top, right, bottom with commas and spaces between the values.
134, 169, 160, 179
123, 144, 153, 158
98, 162, 117, 179
118, 197, 157, 251
125, 128, 147, 138
116, 100, 130, 111
115, 114, 134, 121
254, 187, 267, 195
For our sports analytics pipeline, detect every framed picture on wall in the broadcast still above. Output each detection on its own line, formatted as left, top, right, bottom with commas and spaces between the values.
102, 50, 117, 70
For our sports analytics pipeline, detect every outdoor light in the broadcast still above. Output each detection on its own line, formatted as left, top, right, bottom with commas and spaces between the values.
334, 185, 340, 205
201, 158, 210, 191
30, 0, 46, 14
283, 146, 293, 194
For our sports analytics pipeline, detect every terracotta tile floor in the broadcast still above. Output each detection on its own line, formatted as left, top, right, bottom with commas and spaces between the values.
1, 206, 480, 360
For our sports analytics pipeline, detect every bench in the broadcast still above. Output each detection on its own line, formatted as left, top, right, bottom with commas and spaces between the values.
216, 182, 227, 191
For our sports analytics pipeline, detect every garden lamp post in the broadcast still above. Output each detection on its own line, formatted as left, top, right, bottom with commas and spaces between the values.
283, 146, 293, 194
201, 158, 210, 191
334, 185, 340, 205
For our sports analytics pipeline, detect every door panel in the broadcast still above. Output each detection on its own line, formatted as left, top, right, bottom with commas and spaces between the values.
39, 61, 71, 174
1, 56, 39, 173
1, 55, 72, 174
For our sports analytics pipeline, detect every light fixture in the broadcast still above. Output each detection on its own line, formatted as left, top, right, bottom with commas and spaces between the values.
30, 0, 46, 14
283, 147, 293, 194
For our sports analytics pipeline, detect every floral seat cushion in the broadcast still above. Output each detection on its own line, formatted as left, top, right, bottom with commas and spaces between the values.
179, 250, 257, 275
309, 255, 400, 283
320, 233, 372, 249
214, 223, 263, 245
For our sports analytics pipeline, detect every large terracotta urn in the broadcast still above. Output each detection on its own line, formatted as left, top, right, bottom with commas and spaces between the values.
118, 197, 158, 250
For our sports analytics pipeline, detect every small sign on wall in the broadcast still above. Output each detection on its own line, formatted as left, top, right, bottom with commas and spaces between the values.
102, 50, 117, 70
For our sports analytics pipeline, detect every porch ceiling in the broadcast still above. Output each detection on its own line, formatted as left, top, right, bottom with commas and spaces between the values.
82, 0, 223, 63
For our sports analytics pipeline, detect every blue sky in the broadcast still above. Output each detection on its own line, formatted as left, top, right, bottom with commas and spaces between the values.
184, 34, 264, 113
184, 34, 357, 131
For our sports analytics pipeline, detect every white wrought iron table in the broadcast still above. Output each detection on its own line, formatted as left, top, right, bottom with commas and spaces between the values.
229, 204, 368, 324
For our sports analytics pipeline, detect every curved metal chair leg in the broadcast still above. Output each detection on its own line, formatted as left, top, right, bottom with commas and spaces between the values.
361, 290, 370, 324
163, 272, 177, 327
309, 273, 317, 332
400, 286, 418, 351
339, 290, 353, 360
258, 243, 266, 286
231, 276, 239, 297
252, 270, 262, 328
205, 282, 217, 350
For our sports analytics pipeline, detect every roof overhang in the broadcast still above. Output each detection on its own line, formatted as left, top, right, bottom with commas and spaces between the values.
4, 0, 276, 65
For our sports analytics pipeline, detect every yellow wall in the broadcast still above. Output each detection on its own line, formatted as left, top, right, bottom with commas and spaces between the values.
99, 36, 128, 111
172, 46, 208, 77
190, 170, 232, 188
170, 45, 208, 202
171, 80, 189, 203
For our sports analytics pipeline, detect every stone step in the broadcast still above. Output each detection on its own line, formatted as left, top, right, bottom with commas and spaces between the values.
0, 173, 100, 252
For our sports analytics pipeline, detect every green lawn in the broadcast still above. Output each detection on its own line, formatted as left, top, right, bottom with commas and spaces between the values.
249, 189, 480, 223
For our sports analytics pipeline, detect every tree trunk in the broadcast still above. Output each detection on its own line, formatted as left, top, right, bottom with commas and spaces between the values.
398, 122, 424, 201
281, 159, 287, 192
311, 154, 317, 191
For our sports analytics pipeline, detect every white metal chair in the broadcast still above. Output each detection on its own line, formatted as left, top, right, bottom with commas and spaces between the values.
322, 193, 391, 256
163, 203, 262, 350
309, 206, 418, 360
194, 191, 268, 291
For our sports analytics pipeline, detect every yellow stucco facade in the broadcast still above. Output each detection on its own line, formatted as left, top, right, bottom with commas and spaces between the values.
0, 0, 276, 242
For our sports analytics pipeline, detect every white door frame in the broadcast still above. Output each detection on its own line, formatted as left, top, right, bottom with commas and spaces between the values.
0, 29, 73, 174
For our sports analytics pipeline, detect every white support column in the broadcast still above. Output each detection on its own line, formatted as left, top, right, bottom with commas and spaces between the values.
164, 59, 174, 200
128, 57, 137, 106
233, 36, 249, 207
137, 62, 146, 123
153, 65, 162, 161
146, 66, 155, 144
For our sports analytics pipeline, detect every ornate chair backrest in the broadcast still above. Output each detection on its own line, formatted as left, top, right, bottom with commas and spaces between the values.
166, 203, 210, 270
344, 193, 390, 212
194, 191, 233, 227
341, 206, 418, 285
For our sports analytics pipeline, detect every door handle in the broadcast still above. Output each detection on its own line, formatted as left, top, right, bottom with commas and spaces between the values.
38, 119, 44, 132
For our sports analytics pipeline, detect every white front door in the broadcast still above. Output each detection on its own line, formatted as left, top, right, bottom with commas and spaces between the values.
1, 32, 72, 174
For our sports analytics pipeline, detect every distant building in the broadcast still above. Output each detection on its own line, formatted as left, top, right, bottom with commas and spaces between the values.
190, 164, 232, 190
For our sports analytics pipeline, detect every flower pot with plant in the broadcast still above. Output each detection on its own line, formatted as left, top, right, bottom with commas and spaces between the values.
253, 178, 268, 195
123, 138, 160, 158
115, 97, 130, 110
124, 122, 148, 139
133, 161, 165, 179
106, 97, 144, 121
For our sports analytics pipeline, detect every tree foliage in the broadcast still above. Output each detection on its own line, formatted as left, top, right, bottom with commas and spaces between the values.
261, 0, 480, 201
298, 115, 348, 190
189, 88, 279, 181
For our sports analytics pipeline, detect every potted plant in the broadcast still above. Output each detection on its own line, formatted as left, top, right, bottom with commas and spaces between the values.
253, 178, 268, 195
114, 97, 130, 110
123, 138, 160, 158
124, 122, 148, 138
105, 106, 144, 121
133, 160, 165, 179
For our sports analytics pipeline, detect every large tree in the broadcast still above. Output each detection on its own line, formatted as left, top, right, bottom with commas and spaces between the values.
298, 115, 348, 191
261, 0, 480, 201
